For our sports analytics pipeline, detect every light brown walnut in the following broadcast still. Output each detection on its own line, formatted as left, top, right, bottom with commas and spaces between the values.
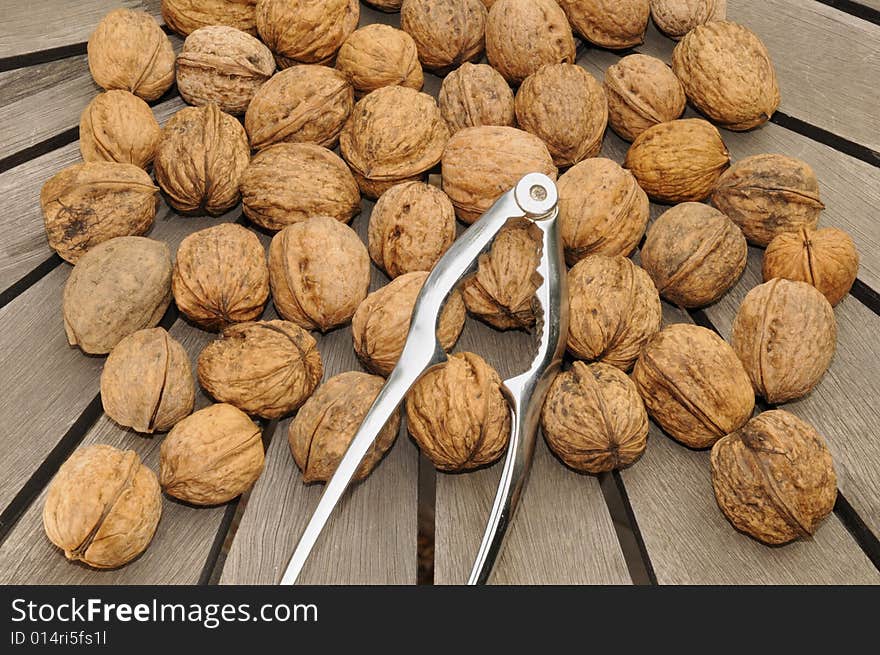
650, 0, 726, 39
336, 24, 423, 96
255, 0, 358, 67
558, 0, 650, 49
401, 0, 486, 73
438, 62, 515, 134
162, 0, 258, 36
79, 90, 161, 168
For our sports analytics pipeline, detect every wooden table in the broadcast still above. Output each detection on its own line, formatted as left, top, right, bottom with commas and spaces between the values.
0, 1, 878, 585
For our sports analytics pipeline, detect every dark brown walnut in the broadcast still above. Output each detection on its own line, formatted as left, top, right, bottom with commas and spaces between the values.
541, 361, 648, 473
673, 21, 780, 131
632, 323, 755, 448
442, 126, 557, 224
515, 63, 607, 168
731, 278, 836, 404
256, 0, 359, 67
101, 328, 195, 433
603, 54, 686, 142
641, 202, 747, 308
153, 104, 250, 215
289, 372, 400, 483
162, 0, 258, 36
176, 25, 275, 115
172, 223, 270, 331
43, 445, 161, 569
763, 227, 859, 307
401, 0, 487, 73
87, 9, 175, 101
407, 352, 510, 471
485, 0, 576, 84
268, 216, 371, 331
558, 0, 650, 49
41, 161, 158, 264
462, 221, 541, 330
352, 271, 466, 376
63, 237, 172, 355
651, 0, 726, 39
624, 118, 729, 203
336, 24, 423, 96
438, 62, 515, 134
567, 255, 661, 370
368, 182, 456, 278
79, 90, 161, 168
245, 65, 354, 150
160, 403, 264, 505
240, 143, 361, 231
339, 86, 449, 199
710, 154, 824, 247
710, 410, 837, 545
198, 320, 323, 418
557, 158, 649, 265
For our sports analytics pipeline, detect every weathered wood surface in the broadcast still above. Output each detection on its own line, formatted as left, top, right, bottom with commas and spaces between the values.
0, 1, 162, 60
0, 97, 184, 293
220, 200, 419, 585
639, 0, 880, 152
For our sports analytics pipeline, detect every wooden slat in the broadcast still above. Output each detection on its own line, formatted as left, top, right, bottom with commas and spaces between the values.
0, 96, 185, 293
0, 321, 227, 584
219, 199, 419, 585
638, 0, 880, 152
433, 321, 632, 585
0, 1, 162, 60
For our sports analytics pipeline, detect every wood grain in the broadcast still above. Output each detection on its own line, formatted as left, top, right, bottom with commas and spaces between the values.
0, 97, 184, 293
0, 1, 162, 60
638, 0, 880, 152
219, 199, 420, 585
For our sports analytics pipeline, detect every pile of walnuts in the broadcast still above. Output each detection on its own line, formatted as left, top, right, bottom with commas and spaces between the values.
39, 1, 860, 569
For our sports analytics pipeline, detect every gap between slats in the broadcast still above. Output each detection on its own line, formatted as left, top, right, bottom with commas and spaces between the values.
814, 0, 880, 25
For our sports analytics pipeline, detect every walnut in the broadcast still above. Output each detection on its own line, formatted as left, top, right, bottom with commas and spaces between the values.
41, 161, 158, 264
604, 54, 686, 142
557, 158, 649, 265
485, 0, 576, 84
711, 410, 836, 545
352, 271, 466, 376
624, 118, 729, 203
438, 62, 515, 134
541, 361, 648, 473
641, 202, 747, 308
632, 323, 754, 448
401, 0, 487, 73
162, 0, 258, 36
650, 0, 726, 39
567, 255, 661, 370
245, 65, 354, 150
79, 90, 161, 168
198, 320, 322, 418
101, 328, 195, 433
339, 86, 449, 199
63, 237, 172, 355
515, 64, 607, 168
763, 227, 859, 307
268, 216, 371, 331
172, 223, 270, 331
240, 143, 361, 231
289, 372, 400, 483
43, 445, 161, 569
672, 21, 780, 131
87, 9, 175, 101
441, 125, 556, 224
368, 182, 456, 278
462, 221, 541, 330
336, 24, 423, 96
154, 104, 251, 215
731, 279, 836, 404
364, 0, 403, 10
160, 403, 264, 505
176, 25, 275, 115
406, 352, 510, 471
558, 0, 650, 49
256, 0, 359, 67
710, 154, 824, 247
